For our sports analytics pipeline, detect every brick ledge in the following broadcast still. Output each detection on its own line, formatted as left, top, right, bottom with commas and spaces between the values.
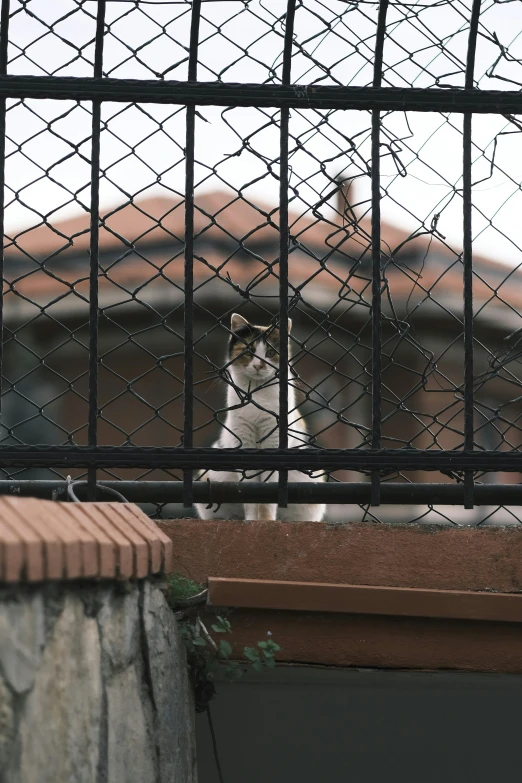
0, 496, 172, 582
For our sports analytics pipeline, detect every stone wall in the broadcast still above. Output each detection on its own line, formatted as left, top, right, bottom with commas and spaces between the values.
0, 579, 197, 783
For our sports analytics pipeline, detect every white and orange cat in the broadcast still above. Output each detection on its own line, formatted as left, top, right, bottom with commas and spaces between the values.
195, 313, 325, 522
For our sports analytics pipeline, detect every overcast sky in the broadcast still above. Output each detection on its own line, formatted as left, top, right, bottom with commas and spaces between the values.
4, 0, 522, 267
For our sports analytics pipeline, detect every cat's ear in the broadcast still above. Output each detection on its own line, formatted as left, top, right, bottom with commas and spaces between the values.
274, 318, 292, 334
230, 313, 249, 333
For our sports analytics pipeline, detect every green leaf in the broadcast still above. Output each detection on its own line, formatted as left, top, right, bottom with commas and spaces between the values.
211, 616, 232, 633
243, 646, 260, 662
258, 639, 281, 653
219, 639, 233, 658
192, 636, 207, 647
264, 655, 276, 669
251, 659, 264, 673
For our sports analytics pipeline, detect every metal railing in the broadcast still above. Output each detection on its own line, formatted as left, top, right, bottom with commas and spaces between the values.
1, 0, 522, 521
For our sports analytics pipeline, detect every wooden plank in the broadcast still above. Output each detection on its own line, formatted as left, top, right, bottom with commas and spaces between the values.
208, 577, 522, 623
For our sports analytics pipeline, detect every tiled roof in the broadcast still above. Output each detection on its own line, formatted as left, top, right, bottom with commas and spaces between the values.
0, 496, 173, 582
5, 190, 399, 259
4, 190, 522, 327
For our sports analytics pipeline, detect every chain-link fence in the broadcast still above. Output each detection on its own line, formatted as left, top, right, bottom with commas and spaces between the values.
1, 0, 522, 523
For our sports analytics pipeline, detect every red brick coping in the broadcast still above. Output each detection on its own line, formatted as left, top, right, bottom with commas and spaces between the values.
0, 497, 173, 582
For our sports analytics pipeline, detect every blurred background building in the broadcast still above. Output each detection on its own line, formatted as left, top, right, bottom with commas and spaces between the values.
4, 182, 522, 520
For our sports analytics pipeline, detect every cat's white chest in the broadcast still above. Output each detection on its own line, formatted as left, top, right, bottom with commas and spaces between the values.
224, 403, 278, 449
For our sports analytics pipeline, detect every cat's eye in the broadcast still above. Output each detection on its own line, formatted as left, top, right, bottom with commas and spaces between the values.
266, 348, 277, 359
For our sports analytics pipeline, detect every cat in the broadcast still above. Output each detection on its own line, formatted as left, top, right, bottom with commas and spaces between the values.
195, 313, 326, 522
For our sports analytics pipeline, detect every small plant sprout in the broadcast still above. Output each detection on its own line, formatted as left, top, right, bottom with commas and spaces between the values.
178, 614, 281, 708
244, 634, 281, 672
165, 572, 205, 607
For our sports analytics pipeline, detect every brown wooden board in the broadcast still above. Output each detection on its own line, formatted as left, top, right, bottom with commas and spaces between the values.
208, 577, 522, 623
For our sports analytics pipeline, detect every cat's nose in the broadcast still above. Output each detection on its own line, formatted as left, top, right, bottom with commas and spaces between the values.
253, 362, 264, 372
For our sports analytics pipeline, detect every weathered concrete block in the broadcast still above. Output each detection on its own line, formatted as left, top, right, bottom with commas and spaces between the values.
98, 586, 140, 671
0, 675, 14, 772
107, 665, 157, 783
17, 594, 102, 783
143, 581, 197, 783
0, 581, 196, 783
0, 592, 45, 694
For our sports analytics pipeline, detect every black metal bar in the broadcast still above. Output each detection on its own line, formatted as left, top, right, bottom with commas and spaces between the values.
462, 0, 481, 510
87, 0, 106, 501
462, 113, 473, 508
0, 0, 9, 439
183, 0, 202, 508
0, 4, 8, 73
0, 77, 519, 113
465, 0, 482, 89
0, 446, 522, 472
370, 0, 389, 507
4, 479, 522, 507
277, 0, 296, 509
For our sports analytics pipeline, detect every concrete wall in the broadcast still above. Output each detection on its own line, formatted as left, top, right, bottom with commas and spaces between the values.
0, 580, 196, 783
197, 667, 522, 783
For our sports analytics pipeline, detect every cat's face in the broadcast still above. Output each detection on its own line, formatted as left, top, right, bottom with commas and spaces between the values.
227, 313, 291, 386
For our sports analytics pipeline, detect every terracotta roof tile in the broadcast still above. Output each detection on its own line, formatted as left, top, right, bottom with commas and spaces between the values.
0, 499, 44, 582
66, 503, 117, 578
4, 497, 65, 580
95, 504, 149, 579
126, 504, 173, 573
5, 192, 286, 259
80, 504, 134, 580
110, 503, 162, 573
0, 514, 25, 582
52, 502, 99, 578
4, 190, 522, 322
